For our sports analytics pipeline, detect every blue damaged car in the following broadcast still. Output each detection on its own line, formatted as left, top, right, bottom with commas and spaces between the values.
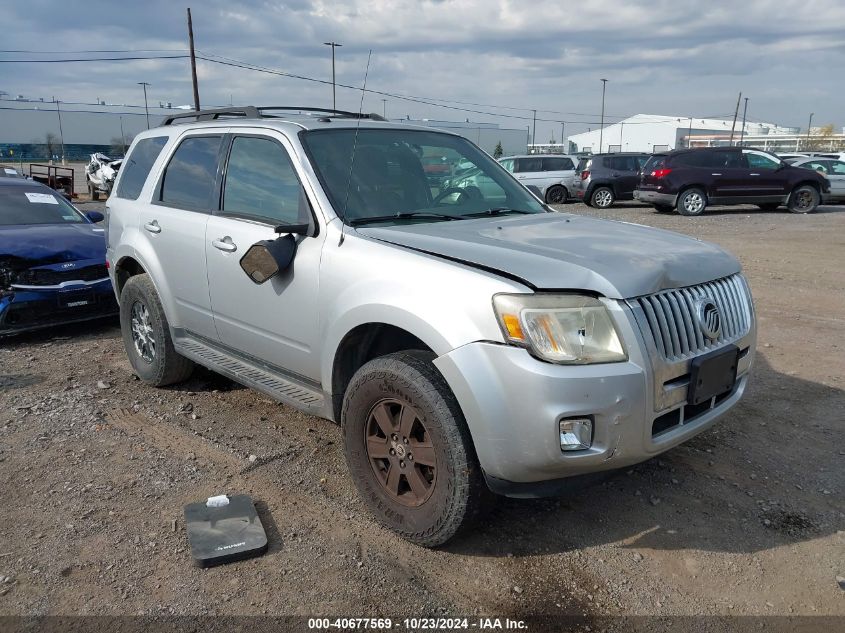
0, 178, 117, 335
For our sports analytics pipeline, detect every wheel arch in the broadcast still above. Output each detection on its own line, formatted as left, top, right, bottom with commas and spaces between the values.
328, 320, 440, 423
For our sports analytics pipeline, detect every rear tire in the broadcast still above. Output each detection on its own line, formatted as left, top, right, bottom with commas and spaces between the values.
342, 351, 487, 547
545, 185, 567, 205
677, 188, 707, 216
119, 274, 194, 386
787, 185, 820, 214
590, 186, 615, 208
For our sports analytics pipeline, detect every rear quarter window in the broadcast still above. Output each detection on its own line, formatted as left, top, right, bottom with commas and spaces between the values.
114, 136, 168, 200
158, 135, 223, 211
643, 155, 666, 172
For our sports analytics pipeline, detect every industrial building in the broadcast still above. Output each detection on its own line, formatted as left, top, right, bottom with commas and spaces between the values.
566, 113, 800, 154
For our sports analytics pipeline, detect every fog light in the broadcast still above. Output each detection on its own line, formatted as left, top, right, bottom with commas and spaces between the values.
559, 418, 592, 451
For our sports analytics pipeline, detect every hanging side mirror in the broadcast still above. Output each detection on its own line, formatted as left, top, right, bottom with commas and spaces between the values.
240, 234, 298, 284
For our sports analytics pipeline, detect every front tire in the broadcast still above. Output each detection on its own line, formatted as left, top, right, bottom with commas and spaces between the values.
677, 188, 707, 216
119, 273, 194, 386
590, 186, 615, 208
342, 351, 487, 547
545, 185, 568, 205
787, 185, 820, 214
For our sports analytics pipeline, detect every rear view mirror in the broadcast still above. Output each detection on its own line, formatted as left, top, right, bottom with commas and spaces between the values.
239, 234, 298, 284
86, 211, 104, 223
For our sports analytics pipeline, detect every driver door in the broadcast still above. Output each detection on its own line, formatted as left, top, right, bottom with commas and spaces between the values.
205, 131, 324, 381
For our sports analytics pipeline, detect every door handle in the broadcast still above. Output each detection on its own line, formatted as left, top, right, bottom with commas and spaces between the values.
711, 173, 722, 176
143, 220, 161, 234
750, 173, 760, 176
212, 237, 237, 252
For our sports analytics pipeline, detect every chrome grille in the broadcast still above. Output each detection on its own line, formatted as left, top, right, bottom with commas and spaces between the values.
627, 275, 752, 361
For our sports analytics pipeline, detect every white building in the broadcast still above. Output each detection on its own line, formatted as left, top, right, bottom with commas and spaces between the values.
567, 113, 798, 154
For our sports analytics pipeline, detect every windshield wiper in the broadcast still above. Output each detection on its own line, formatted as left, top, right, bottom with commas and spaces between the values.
459, 208, 534, 218
348, 212, 463, 226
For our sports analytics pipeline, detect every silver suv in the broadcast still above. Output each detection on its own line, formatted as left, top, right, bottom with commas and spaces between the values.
106, 107, 756, 546
499, 154, 577, 204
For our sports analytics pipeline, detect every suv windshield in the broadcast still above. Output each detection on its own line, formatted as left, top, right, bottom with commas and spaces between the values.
0, 187, 87, 226
301, 129, 545, 225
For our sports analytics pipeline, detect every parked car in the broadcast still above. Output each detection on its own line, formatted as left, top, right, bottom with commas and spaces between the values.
0, 178, 116, 335
806, 151, 845, 162
1, 166, 27, 179
107, 106, 756, 546
498, 154, 577, 204
776, 153, 808, 163
791, 156, 845, 202
86, 152, 123, 200
571, 153, 651, 208
635, 147, 829, 215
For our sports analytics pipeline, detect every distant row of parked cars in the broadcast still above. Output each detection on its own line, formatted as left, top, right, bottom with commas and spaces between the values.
493, 147, 842, 215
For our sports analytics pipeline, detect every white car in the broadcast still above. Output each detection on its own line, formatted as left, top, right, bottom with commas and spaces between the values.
499, 154, 577, 204
791, 156, 845, 202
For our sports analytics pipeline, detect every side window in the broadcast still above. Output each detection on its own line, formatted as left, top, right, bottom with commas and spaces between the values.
803, 160, 829, 175
159, 136, 222, 211
114, 136, 168, 200
542, 157, 573, 171
222, 136, 310, 226
713, 151, 744, 168
744, 151, 780, 170
829, 161, 845, 175
500, 159, 514, 173
517, 157, 542, 173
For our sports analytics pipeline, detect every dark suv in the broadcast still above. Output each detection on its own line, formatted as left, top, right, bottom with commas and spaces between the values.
572, 153, 651, 208
635, 147, 829, 216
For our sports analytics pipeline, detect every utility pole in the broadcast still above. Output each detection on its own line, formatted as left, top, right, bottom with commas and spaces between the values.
688, 116, 693, 148
560, 122, 565, 149
739, 97, 749, 146
187, 8, 201, 111
729, 91, 742, 143
619, 122, 624, 149
119, 116, 127, 154
323, 41, 342, 110
531, 109, 537, 148
53, 97, 65, 164
599, 79, 608, 153
806, 112, 814, 150
382, 98, 387, 119
138, 82, 151, 129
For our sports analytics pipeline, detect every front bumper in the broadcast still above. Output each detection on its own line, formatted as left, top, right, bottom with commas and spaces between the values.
0, 278, 118, 336
433, 305, 755, 491
634, 189, 677, 206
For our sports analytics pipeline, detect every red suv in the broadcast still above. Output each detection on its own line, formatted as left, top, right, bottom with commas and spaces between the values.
635, 147, 829, 216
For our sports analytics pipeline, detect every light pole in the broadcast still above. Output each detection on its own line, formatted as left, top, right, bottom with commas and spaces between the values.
560, 122, 565, 150
323, 41, 342, 110
619, 122, 624, 149
382, 98, 387, 119
138, 82, 151, 129
531, 109, 537, 148
806, 112, 814, 150
599, 79, 608, 153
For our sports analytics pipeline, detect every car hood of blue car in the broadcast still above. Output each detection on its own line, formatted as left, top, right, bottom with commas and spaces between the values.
0, 222, 106, 264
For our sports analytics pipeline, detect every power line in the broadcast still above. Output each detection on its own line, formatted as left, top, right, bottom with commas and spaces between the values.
0, 48, 187, 53
0, 55, 190, 63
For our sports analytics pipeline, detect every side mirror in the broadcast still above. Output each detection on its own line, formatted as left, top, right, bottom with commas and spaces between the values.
239, 234, 298, 284
86, 211, 104, 223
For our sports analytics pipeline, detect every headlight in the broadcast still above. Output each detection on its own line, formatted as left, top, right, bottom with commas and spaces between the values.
493, 294, 627, 364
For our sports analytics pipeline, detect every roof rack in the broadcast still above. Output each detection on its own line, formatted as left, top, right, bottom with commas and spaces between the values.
162, 106, 386, 126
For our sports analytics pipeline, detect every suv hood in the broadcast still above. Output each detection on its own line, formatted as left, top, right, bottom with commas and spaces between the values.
357, 213, 740, 299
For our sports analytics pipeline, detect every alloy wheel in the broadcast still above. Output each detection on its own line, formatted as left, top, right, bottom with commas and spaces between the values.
130, 300, 156, 363
365, 398, 437, 507
683, 192, 704, 214
594, 189, 613, 207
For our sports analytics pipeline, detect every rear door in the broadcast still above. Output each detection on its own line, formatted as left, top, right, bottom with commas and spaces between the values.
513, 157, 545, 191
706, 150, 749, 201
609, 155, 640, 197
205, 130, 324, 381
140, 132, 225, 340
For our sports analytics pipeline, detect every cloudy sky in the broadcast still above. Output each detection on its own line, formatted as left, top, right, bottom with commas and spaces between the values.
1, 0, 843, 141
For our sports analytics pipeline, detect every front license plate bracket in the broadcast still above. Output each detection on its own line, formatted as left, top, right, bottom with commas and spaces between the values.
688, 345, 739, 405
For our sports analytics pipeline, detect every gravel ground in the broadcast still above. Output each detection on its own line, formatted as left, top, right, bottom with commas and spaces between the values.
0, 199, 843, 625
